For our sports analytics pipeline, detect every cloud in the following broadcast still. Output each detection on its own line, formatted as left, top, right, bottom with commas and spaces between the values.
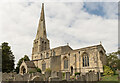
0, 2, 118, 65
83, 2, 118, 19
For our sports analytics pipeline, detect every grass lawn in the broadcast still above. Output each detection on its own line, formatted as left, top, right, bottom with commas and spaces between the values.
97, 75, 120, 83
100, 75, 119, 81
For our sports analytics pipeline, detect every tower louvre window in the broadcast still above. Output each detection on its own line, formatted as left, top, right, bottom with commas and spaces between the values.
53, 51, 55, 56
42, 63, 46, 71
46, 53, 49, 58
41, 54, 43, 59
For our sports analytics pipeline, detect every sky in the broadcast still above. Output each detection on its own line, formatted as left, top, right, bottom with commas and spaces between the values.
0, 2, 118, 65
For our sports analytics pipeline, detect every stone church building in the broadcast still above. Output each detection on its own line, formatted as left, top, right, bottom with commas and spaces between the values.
20, 3, 106, 75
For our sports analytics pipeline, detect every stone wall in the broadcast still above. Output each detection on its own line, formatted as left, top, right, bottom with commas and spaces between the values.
50, 56, 61, 72
2, 72, 44, 81
76, 71, 100, 81
2, 71, 100, 82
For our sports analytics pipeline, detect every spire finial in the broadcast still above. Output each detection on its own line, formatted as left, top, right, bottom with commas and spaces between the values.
36, 3, 47, 39
100, 41, 102, 45
67, 43, 69, 46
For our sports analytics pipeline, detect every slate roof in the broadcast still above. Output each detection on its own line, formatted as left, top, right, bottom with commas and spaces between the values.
24, 61, 36, 68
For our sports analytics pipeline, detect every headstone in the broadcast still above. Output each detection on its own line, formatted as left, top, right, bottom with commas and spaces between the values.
118, 70, 120, 80
76, 75, 80, 80
49, 76, 60, 81
51, 71, 57, 77
57, 72, 62, 80
85, 73, 89, 81
65, 72, 70, 81
15, 74, 23, 81
45, 71, 51, 81
23, 73, 30, 81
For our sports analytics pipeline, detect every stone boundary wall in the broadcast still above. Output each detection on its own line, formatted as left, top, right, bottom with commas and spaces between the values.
2, 71, 100, 82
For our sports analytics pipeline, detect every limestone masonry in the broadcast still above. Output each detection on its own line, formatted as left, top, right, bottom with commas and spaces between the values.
19, 3, 106, 76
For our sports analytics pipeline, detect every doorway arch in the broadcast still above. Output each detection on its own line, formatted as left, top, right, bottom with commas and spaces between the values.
70, 66, 73, 75
21, 66, 26, 75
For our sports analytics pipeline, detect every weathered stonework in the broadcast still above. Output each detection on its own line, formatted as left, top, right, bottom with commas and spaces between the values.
19, 3, 107, 77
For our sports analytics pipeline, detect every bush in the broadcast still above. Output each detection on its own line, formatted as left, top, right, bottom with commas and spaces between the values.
75, 72, 80, 76
103, 65, 114, 76
45, 68, 51, 73
36, 68, 41, 73
62, 72, 65, 80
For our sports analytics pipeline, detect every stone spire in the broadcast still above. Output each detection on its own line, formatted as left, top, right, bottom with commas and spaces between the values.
32, 3, 50, 56
36, 3, 47, 39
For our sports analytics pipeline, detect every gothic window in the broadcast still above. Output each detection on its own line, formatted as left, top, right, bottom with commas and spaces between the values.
87, 56, 89, 66
99, 51, 104, 63
42, 62, 46, 71
100, 51, 103, 60
83, 56, 84, 67
46, 53, 49, 58
41, 54, 43, 59
45, 42, 46, 50
53, 51, 55, 56
42, 41, 44, 51
21, 66, 26, 75
44, 31, 46, 35
82, 53, 89, 67
63, 57, 68, 69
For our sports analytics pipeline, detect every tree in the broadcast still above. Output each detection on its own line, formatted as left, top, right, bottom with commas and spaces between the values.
2, 42, 15, 73
107, 53, 118, 67
36, 67, 41, 73
15, 55, 30, 73
0, 46, 2, 72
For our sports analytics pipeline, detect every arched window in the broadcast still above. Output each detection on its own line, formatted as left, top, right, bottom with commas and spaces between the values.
42, 41, 44, 51
99, 51, 104, 64
83, 56, 84, 67
63, 57, 68, 69
53, 51, 55, 56
99, 51, 104, 61
45, 42, 46, 50
87, 56, 89, 66
21, 66, 26, 75
41, 54, 43, 59
42, 61, 46, 71
82, 53, 89, 67
46, 53, 49, 58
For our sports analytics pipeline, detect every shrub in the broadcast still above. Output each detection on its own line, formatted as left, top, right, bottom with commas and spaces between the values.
75, 72, 80, 76
45, 68, 51, 73
62, 72, 65, 80
36, 68, 41, 73
103, 65, 114, 76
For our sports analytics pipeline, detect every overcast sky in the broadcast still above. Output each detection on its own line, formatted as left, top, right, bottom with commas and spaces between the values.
0, 2, 118, 65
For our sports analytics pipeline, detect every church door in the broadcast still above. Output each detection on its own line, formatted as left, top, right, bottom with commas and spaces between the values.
71, 66, 73, 76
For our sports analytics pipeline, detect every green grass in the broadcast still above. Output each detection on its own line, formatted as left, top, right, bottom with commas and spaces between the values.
100, 75, 118, 81
97, 75, 120, 83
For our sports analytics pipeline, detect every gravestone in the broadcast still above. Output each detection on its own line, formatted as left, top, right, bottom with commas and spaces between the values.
14, 74, 23, 81
65, 72, 70, 81
57, 72, 62, 80
49, 76, 60, 81
51, 71, 57, 77
118, 70, 120, 80
76, 75, 80, 80
23, 73, 30, 81
45, 71, 51, 81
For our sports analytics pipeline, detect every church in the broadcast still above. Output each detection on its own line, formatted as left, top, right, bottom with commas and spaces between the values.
19, 3, 106, 76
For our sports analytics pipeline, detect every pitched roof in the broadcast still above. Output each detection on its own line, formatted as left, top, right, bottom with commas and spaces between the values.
74, 44, 106, 52
24, 61, 36, 68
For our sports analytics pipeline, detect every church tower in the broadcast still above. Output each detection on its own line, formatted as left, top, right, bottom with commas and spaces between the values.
32, 3, 50, 55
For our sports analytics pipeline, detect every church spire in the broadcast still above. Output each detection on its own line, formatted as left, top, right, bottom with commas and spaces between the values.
36, 3, 47, 39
